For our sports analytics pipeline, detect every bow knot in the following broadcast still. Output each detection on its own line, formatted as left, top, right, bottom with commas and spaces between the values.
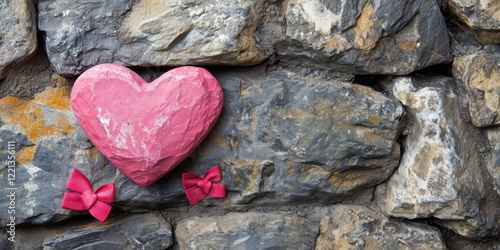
182, 165, 226, 205
62, 169, 115, 222
197, 179, 212, 194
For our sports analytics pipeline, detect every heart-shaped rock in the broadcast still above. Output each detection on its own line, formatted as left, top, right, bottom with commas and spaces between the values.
71, 64, 224, 187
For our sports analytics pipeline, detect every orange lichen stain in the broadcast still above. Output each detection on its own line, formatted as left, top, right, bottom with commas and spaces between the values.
16, 146, 36, 165
354, 3, 381, 51
328, 168, 372, 191
397, 41, 416, 51
367, 116, 380, 125
232, 159, 263, 187
0, 87, 75, 142
298, 165, 328, 180
85, 147, 107, 168
324, 35, 351, 54
33, 87, 72, 111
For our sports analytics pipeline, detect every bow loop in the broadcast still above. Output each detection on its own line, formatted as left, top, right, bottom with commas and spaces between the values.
204, 165, 222, 182
182, 165, 226, 206
66, 169, 93, 194
62, 169, 115, 222
94, 183, 115, 203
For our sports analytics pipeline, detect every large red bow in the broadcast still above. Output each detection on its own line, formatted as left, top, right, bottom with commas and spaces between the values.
182, 165, 226, 205
61, 169, 115, 222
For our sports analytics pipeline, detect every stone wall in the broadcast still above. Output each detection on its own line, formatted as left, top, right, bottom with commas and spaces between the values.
0, 0, 499, 249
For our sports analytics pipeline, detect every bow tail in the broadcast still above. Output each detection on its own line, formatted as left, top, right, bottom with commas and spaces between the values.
185, 187, 208, 206
88, 200, 112, 223
62, 192, 87, 211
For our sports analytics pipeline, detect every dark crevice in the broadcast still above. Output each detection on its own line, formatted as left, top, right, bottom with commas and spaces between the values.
412, 63, 453, 77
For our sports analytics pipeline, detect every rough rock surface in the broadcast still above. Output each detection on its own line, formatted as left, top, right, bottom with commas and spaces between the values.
15, 212, 172, 249
483, 128, 500, 196
0, 49, 64, 99
0, 87, 95, 225
276, 0, 451, 74
1, 0, 500, 246
0, 0, 37, 79
190, 67, 404, 205
378, 76, 484, 220
0, 66, 404, 224
448, 0, 500, 44
316, 205, 446, 250
38, 0, 267, 76
442, 228, 500, 250
453, 52, 500, 127
0, 231, 11, 250
376, 76, 498, 239
176, 212, 319, 249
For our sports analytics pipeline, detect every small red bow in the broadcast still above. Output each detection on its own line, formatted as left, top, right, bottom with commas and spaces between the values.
61, 169, 115, 222
182, 165, 226, 205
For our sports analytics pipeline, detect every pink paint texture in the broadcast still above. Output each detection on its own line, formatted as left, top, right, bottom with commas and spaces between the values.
71, 64, 224, 187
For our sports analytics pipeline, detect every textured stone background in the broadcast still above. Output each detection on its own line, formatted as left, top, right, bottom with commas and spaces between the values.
0, 0, 499, 249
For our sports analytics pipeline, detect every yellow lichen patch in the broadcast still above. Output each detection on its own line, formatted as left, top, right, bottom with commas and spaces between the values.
298, 164, 329, 180
324, 35, 352, 54
354, 4, 381, 51
33, 87, 71, 111
396, 40, 417, 51
0, 96, 29, 125
469, 55, 500, 113
16, 146, 36, 165
314, 101, 329, 117
0, 87, 75, 142
130, 0, 170, 20
230, 159, 264, 197
123, 0, 172, 36
367, 116, 380, 125
85, 147, 107, 168
352, 84, 390, 103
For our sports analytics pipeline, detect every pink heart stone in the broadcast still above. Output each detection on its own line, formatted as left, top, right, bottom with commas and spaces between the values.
71, 64, 224, 187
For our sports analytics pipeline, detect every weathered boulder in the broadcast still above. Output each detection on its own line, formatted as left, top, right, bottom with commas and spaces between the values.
176, 212, 319, 249
482, 128, 500, 196
15, 212, 172, 249
376, 76, 498, 239
448, 0, 500, 44
453, 52, 500, 127
0, 0, 37, 78
276, 0, 451, 74
378, 76, 483, 220
0, 66, 404, 224
0, 87, 96, 225
200, 67, 404, 205
317, 205, 446, 250
38, 0, 267, 76
442, 228, 500, 250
